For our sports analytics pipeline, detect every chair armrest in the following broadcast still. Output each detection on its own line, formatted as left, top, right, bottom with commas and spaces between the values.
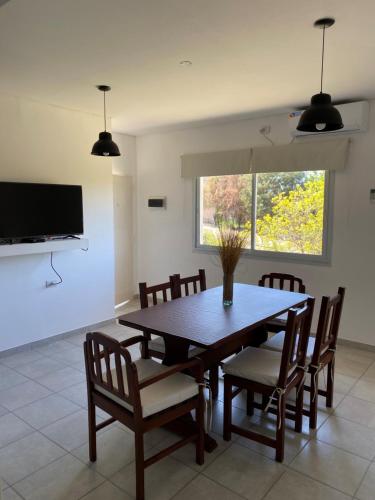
95, 335, 146, 360
138, 357, 204, 390
119, 336, 147, 349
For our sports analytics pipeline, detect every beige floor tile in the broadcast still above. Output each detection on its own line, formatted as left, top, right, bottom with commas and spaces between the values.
316, 415, 375, 460
0, 413, 34, 449
204, 443, 284, 500
13, 453, 105, 500
80, 481, 132, 500
72, 426, 138, 478
360, 362, 375, 381
334, 395, 375, 428
335, 355, 372, 379
14, 394, 81, 430
35, 366, 84, 392
263, 470, 352, 500
58, 381, 88, 407
336, 346, 375, 362
112, 455, 197, 500
41, 409, 101, 451
50, 346, 85, 365
174, 474, 243, 500
356, 462, 375, 500
0, 366, 28, 392
64, 331, 88, 347
322, 370, 358, 395
33, 339, 75, 356
156, 431, 231, 472
0, 350, 44, 369
350, 379, 375, 403
0, 432, 66, 485
0, 380, 51, 411
2, 488, 23, 500
14, 357, 66, 379
290, 440, 369, 495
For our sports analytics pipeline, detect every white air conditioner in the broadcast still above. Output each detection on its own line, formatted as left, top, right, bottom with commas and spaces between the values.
288, 101, 369, 137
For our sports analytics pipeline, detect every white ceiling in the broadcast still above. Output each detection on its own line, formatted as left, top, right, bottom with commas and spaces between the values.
0, 0, 374, 135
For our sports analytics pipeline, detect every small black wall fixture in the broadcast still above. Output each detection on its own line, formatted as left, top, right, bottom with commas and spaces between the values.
91, 85, 121, 157
297, 18, 343, 133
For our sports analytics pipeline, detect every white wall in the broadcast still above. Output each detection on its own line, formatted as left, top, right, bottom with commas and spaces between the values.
0, 94, 115, 351
135, 104, 375, 346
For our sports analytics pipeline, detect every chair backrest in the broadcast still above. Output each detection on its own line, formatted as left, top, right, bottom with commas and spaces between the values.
311, 287, 346, 366
84, 332, 142, 416
259, 272, 306, 293
138, 279, 176, 309
172, 269, 207, 298
278, 297, 315, 388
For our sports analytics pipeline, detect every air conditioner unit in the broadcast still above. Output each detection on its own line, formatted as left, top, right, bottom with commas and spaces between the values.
288, 101, 369, 137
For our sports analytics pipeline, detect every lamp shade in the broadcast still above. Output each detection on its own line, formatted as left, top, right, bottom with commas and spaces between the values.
91, 131, 120, 157
297, 93, 343, 132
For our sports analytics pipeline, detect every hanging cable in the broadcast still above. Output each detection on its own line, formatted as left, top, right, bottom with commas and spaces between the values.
320, 25, 326, 93
103, 90, 107, 131
46, 252, 63, 287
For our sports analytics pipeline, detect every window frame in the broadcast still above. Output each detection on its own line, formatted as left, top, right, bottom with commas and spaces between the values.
194, 170, 333, 265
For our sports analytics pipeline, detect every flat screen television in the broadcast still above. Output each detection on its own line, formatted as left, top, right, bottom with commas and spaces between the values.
0, 182, 84, 241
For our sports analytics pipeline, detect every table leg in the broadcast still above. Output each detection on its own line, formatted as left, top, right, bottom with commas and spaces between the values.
162, 336, 218, 453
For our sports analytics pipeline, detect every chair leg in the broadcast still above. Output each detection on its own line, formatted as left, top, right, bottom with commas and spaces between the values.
135, 431, 145, 500
209, 365, 219, 400
223, 377, 232, 441
326, 359, 335, 408
246, 390, 254, 416
196, 394, 205, 465
140, 332, 150, 359
262, 394, 269, 411
276, 394, 286, 462
88, 400, 96, 462
295, 381, 304, 433
309, 370, 318, 429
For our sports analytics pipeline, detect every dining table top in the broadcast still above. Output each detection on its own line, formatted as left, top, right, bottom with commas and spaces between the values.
118, 283, 310, 349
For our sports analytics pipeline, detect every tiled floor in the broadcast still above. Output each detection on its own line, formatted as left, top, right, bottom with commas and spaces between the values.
1, 304, 375, 499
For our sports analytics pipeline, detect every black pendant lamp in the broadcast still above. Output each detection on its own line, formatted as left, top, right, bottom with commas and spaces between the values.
91, 85, 121, 157
297, 18, 343, 133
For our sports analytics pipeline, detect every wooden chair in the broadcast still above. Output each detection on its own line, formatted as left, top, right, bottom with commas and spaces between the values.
261, 287, 345, 428
84, 332, 205, 500
258, 273, 307, 333
223, 297, 314, 462
138, 270, 219, 398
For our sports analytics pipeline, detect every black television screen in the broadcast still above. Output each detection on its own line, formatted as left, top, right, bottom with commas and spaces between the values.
0, 182, 84, 240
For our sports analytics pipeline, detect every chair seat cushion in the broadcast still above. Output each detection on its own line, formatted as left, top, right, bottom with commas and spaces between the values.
149, 336, 206, 357
95, 358, 198, 418
261, 331, 328, 362
222, 346, 283, 386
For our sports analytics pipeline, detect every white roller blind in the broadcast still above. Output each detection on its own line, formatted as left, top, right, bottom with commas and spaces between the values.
251, 138, 349, 173
181, 148, 252, 178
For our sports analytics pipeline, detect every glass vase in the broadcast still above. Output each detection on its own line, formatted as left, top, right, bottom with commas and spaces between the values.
223, 273, 234, 306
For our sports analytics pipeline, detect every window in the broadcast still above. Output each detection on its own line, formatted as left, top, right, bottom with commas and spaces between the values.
196, 170, 331, 261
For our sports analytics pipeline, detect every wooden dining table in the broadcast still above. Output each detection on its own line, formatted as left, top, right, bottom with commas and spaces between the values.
119, 283, 310, 451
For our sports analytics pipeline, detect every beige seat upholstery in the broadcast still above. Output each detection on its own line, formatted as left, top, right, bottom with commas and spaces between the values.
95, 358, 198, 418
149, 336, 205, 357
222, 346, 284, 386
261, 331, 328, 361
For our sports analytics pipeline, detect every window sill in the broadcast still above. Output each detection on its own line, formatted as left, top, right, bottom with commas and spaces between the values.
193, 244, 331, 266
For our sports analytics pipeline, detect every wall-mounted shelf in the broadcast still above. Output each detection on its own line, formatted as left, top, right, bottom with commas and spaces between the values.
0, 238, 89, 258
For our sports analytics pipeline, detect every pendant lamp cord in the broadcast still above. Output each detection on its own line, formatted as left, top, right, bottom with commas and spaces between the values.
103, 90, 107, 131
320, 25, 326, 93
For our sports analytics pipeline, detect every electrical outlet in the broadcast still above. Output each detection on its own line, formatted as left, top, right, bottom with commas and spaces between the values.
370, 189, 375, 203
